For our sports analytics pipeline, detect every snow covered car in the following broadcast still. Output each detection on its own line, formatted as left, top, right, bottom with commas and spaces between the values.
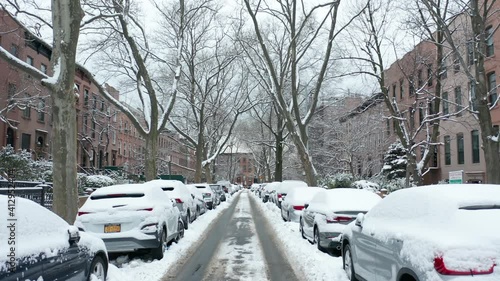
145, 180, 197, 229
300, 188, 381, 253
210, 184, 225, 203
0, 195, 108, 281
273, 180, 308, 208
186, 184, 208, 216
75, 183, 183, 260
342, 184, 500, 281
281, 186, 324, 222
192, 183, 218, 209
262, 182, 280, 202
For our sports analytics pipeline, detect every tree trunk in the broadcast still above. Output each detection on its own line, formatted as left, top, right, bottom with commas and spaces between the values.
470, 1, 500, 183
274, 127, 283, 181
144, 130, 158, 181
49, 0, 83, 224
194, 134, 204, 182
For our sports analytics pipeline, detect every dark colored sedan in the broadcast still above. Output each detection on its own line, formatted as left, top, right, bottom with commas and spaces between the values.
0, 195, 108, 281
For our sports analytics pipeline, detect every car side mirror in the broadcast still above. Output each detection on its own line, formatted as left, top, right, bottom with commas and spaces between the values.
68, 226, 80, 245
355, 213, 365, 227
304, 203, 309, 209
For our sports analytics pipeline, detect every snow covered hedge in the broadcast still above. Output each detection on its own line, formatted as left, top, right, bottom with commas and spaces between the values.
78, 173, 116, 194
352, 180, 380, 192
0, 145, 52, 181
321, 173, 354, 189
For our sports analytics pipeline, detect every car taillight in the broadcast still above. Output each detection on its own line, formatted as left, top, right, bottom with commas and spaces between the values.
326, 216, 352, 223
293, 205, 304, 211
77, 211, 92, 216
203, 193, 211, 198
138, 208, 153, 211
434, 256, 495, 275
175, 198, 183, 203
278, 194, 282, 198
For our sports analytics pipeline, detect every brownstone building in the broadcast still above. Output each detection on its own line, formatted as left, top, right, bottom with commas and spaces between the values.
0, 9, 196, 179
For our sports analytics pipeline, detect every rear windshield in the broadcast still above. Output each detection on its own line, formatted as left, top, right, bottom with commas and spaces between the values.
91, 193, 144, 200
459, 204, 500, 210
162, 187, 175, 191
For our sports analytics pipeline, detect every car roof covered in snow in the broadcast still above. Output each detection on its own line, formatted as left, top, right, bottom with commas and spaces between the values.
310, 188, 382, 213
90, 183, 151, 195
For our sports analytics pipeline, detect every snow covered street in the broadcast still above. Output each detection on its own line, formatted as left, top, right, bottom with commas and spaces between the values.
103, 189, 350, 281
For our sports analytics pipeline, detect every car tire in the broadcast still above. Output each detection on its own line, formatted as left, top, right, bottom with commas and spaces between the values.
287, 211, 290, 222
300, 219, 306, 239
314, 227, 324, 251
88, 255, 106, 281
151, 230, 166, 260
343, 244, 358, 281
185, 212, 190, 230
175, 220, 184, 243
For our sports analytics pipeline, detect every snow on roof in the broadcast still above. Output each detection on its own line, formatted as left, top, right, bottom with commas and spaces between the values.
144, 179, 185, 189
285, 186, 324, 205
276, 180, 308, 193
91, 183, 148, 195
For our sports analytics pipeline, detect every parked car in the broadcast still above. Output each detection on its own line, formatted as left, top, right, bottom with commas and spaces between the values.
0, 195, 108, 281
262, 182, 280, 202
186, 184, 208, 216
210, 184, 225, 203
217, 180, 231, 194
300, 188, 381, 254
281, 186, 324, 222
192, 183, 218, 209
341, 184, 500, 281
145, 180, 197, 229
273, 180, 308, 208
75, 183, 183, 260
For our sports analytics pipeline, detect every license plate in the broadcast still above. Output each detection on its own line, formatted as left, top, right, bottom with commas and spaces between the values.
104, 224, 121, 233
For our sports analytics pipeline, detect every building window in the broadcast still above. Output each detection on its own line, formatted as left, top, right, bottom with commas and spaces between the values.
84, 89, 89, 106
8, 83, 16, 106
386, 119, 390, 136
93, 95, 97, 109
392, 84, 396, 99
409, 76, 415, 96
23, 93, 31, 118
417, 70, 423, 88
399, 79, 404, 99
37, 99, 45, 122
439, 61, 447, 79
453, 51, 460, 73
467, 41, 474, 65
83, 115, 88, 134
427, 64, 433, 86
486, 26, 494, 57
91, 121, 96, 138
442, 92, 449, 115
444, 135, 451, 165
112, 130, 116, 144
418, 103, 424, 125
457, 133, 464, 165
10, 44, 19, 57
455, 87, 462, 116
101, 101, 105, 112
21, 134, 31, 151
488, 72, 497, 105
471, 130, 480, 164
41, 64, 47, 74
26, 56, 34, 66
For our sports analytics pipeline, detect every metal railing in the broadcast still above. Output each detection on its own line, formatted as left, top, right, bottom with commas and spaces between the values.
0, 181, 54, 210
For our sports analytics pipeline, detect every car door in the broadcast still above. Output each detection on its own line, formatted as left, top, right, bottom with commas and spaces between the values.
302, 205, 316, 239
0, 254, 44, 281
43, 242, 87, 281
374, 233, 404, 280
350, 219, 384, 281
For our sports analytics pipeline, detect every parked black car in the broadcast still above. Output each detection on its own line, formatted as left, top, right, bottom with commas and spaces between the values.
0, 195, 108, 281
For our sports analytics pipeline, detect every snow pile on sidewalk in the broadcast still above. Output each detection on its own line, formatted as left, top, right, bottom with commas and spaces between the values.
107, 195, 236, 281
250, 193, 349, 281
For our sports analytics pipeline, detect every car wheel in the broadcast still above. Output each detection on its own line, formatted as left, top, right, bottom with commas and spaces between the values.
185, 212, 190, 230
88, 255, 106, 281
314, 227, 324, 251
151, 230, 166, 260
175, 220, 185, 243
343, 244, 358, 281
287, 211, 290, 222
300, 219, 306, 239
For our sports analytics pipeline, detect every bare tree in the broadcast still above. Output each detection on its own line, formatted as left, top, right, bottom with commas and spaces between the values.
0, 0, 84, 223
241, 0, 362, 185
